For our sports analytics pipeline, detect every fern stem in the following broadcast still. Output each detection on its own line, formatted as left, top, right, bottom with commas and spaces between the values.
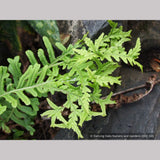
48, 61, 63, 69
0, 80, 81, 101
47, 50, 73, 70
0, 80, 54, 98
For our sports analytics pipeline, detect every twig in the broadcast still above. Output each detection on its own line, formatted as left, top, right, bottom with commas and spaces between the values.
111, 84, 146, 97
102, 74, 160, 109
102, 76, 160, 100
112, 78, 160, 97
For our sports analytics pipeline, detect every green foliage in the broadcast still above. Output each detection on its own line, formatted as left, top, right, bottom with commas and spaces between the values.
12, 129, 24, 140
0, 20, 142, 139
28, 20, 61, 45
0, 20, 61, 58
0, 21, 22, 54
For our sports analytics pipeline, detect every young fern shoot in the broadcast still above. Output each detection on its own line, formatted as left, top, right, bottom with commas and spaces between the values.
0, 20, 142, 138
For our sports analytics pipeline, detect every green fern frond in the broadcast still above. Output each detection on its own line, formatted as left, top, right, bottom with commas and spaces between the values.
0, 104, 7, 115
0, 20, 143, 138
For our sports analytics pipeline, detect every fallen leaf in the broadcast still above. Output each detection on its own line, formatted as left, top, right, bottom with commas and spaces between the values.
150, 58, 160, 72
60, 33, 70, 45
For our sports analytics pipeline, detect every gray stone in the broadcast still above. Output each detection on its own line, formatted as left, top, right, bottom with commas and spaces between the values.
57, 20, 116, 44
57, 20, 87, 45
54, 128, 77, 140
82, 20, 110, 39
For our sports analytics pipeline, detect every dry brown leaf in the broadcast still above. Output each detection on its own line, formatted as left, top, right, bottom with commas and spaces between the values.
150, 58, 160, 72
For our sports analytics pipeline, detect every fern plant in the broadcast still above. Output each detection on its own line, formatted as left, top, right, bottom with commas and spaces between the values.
0, 20, 142, 139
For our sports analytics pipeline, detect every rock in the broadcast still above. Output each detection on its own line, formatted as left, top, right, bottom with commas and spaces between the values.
124, 21, 160, 51
54, 128, 77, 140
82, 20, 110, 39
57, 20, 87, 45
57, 20, 122, 44
124, 21, 160, 72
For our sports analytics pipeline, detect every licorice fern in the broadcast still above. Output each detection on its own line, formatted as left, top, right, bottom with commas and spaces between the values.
0, 20, 142, 138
